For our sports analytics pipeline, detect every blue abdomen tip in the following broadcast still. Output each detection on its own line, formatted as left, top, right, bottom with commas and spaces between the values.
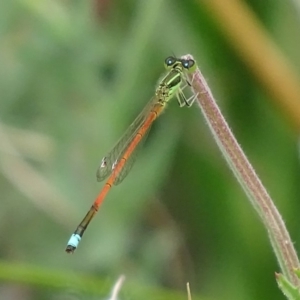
67, 234, 81, 247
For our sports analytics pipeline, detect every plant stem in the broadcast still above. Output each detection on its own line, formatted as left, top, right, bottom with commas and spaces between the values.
182, 54, 300, 285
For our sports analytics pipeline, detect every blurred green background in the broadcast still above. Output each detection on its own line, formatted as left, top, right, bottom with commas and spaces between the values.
1, 0, 300, 299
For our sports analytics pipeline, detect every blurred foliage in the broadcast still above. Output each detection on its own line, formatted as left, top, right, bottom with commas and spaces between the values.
0, 0, 300, 299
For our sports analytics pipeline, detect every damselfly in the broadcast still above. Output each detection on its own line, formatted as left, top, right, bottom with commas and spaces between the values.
66, 56, 196, 253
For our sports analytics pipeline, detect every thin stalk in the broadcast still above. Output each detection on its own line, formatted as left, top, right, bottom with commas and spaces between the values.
182, 54, 300, 285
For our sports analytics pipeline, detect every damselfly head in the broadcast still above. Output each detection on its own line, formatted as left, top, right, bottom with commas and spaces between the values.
164, 56, 196, 73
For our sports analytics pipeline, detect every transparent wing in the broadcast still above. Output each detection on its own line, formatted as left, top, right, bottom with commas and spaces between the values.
96, 96, 157, 182
113, 125, 151, 185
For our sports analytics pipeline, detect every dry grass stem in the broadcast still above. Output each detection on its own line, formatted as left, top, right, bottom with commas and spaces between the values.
182, 54, 300, 285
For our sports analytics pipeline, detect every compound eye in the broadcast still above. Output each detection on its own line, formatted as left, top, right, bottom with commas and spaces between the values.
182, 59, 195, 69
182, 60, 189, 69
164, 56, 177, 68
188, 59, 195, 69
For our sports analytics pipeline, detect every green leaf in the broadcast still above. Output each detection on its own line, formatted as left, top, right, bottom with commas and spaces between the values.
276, 273, 300, 300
